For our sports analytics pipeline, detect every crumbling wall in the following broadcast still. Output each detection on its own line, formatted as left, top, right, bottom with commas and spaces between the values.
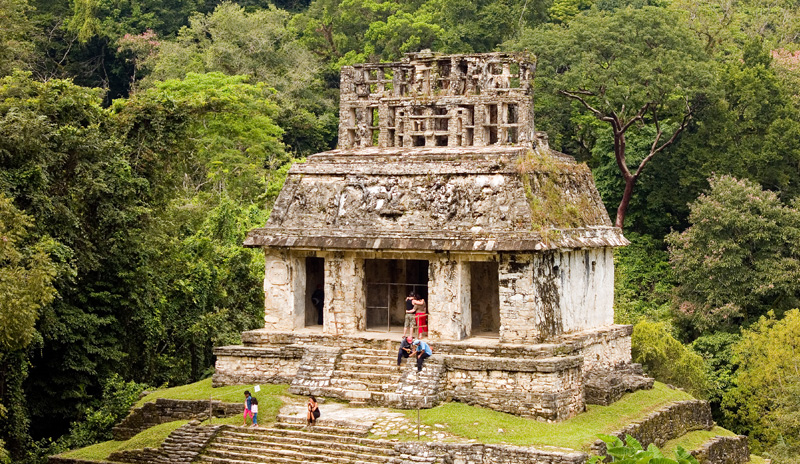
445, 355, 584, 421
499, 253, 562, 343
498, 250, 615, 343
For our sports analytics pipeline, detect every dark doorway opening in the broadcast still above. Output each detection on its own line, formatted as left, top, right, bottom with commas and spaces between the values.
305, 257, 325, 326
470, 261, 500, 335
365, 259, 428, 331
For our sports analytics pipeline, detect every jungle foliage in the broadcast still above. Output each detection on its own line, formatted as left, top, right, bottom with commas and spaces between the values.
1, 0, 799, 462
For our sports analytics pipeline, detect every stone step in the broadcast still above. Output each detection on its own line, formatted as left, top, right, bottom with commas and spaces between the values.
203, 445, 392, 464
210, 439, 396, 462
337, 362, 402, 373
198, 452, 396, 464
275, 414, 372, 435
331, 370, 401, 383
329, 378, 398, 392
214, 434, 394, 456
346, 348, 396, 357
341, 354, 399, 365
219, 427, 385, 446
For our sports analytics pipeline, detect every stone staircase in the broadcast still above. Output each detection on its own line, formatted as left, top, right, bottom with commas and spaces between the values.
196, 424, 438, 464
326, 347, 405, 406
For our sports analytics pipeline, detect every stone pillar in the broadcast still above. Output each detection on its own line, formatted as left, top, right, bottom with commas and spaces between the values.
324, 252, 366, 336
498, 252, 563, 343
428, 256, 470, 340
263, 249, 302, 331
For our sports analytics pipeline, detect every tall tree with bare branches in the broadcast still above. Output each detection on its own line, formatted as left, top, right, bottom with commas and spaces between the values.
514, 6, 715, 228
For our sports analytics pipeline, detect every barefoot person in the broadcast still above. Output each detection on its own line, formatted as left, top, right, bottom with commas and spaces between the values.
306, 395, 321, 425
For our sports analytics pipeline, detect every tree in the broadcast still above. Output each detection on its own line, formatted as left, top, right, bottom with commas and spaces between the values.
0, 194, 58, 462
512, 6, 714, 228
667, 175, 800, 335
0, 0, 34, 76
631, 320, 710, 398
722, 309, 800, 461
142, 2, 319, 95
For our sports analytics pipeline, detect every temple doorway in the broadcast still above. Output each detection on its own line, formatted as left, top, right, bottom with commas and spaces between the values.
305, 257, 325, 327
365, 259, 428, 332
470, 261, 500, 336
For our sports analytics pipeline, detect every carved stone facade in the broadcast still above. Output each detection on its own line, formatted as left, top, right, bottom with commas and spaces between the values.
215, 52, 641, 422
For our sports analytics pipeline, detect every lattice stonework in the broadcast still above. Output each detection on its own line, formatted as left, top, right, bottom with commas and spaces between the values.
338, 52, 536, 150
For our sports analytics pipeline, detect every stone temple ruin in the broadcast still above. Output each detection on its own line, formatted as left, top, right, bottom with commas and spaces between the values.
214, 51, 649, 421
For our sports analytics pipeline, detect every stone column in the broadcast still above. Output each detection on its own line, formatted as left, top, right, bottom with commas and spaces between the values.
324, 252, 366, 336
498, 252, 563, 343
428, 256, 470, 340
263, 249, 301, 331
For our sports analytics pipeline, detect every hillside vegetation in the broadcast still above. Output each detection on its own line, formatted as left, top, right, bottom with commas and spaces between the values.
1, 0, 799, 463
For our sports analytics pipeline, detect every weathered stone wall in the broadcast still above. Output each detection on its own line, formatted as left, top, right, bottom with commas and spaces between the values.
592, 400, 714, 454
287, 346, 341, 396
112, 399, 238, 440
395, 442, 587, 464
693, 435, 749, 464
387, 360, 448, 409
498, 250, 615, 344
445, 355, 584, 420
111, 422, 221, 464
212, 345, 302, 387
567, 325, 633, 374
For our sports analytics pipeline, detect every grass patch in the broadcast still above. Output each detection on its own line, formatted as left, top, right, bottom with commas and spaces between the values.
748, 455, 767, 464
136, 378, 289, 407
660, 426, 735, 456
402, 382, 692, 451
61, 420, 188, 461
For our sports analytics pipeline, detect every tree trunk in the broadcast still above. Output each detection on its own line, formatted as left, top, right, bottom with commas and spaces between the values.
615, 175, 637, 229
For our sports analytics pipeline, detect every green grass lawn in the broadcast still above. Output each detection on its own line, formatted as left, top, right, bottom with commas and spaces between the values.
135, 377, 289, 407
61, 420, 188, 461
660, 426, 735, 456
60, 379, 293, 462
401, 381, 694, 451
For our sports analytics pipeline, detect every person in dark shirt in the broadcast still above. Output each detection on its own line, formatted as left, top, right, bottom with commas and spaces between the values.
397, 336, 413, 369
403, 292, 416, 337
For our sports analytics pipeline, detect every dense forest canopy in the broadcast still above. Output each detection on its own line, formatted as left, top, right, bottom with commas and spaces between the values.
0, 0, 799, 462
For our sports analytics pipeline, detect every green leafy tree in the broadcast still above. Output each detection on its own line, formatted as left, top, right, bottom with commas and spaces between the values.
667, 175, 800, 335
722, 309, 800, 461
142, 3, 318, 95
631, 320, 710, 398
0, 194, 58, 463
0, 0, 34, 76
511, 6, 715, 229
139, 3, 336, 157
613, 233, 674, 324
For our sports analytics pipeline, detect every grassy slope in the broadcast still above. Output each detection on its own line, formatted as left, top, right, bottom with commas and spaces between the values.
402, 382, 695, 451
135, 377, 289, 407
60, 379, 291, 462
61, 420, 189, 461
